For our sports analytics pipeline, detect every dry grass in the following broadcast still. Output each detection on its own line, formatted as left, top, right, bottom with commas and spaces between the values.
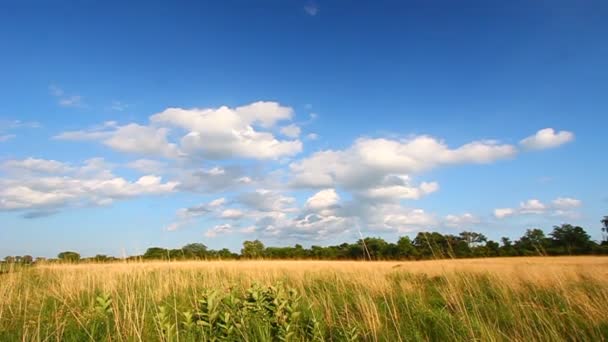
2, 256, 608, 341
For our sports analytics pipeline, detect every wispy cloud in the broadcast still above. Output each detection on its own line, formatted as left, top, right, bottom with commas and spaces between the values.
109, 100, 128, 112
304, 2, 319, 16
0, 134, 16, 142
49, 84, 85, 108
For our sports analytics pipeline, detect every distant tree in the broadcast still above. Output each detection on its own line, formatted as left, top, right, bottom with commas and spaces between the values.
143, 247, 169, 260
515, 229, 549, 255
359, 237, 389, 260
93, 254, 110, 262
550, 224, 592, 255
241, 240, 265, 258
485, 240, 500, 257
500, 237, 517, 256
217, 248, 237, 259
396, 236, 416, 259
21, 255, 33, 264
182, 243, 208, 258
414, 232, 448, 258
57, 251, 80, 262
4, 256, 15, 263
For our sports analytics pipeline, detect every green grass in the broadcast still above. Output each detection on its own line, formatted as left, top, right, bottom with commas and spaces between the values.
1, 258, 607, 341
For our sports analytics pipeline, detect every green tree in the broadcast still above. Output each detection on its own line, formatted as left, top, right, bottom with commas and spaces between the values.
241, 240, 265, 258
182, 243, 208, 258
550, 224, 592, 255
515, 229, 549, 255
143, 247, 169, 260
396, 236, 417, 259
57, 251, 81, 262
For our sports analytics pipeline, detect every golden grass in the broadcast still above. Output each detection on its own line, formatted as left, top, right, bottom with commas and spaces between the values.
2, 256, 608, 341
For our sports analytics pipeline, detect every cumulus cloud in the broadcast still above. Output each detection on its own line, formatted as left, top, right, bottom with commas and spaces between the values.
56, 101, 302, 160
520, 128, 574, 150
305, 189, 339, 211
57, 123, 179, 158
290, 136, 516, 189
0, 158, 177, 216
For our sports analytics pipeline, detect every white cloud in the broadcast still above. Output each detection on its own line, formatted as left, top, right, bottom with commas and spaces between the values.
220, 208, 244, 219
494, 196, 582, 219
2, 157, 73, 174
209, 197, 226, 207
126, 159, 166, 174
79, 123, 179, 158
280, 124, 301, 138
494, 208, 515, 219
290, 136, 516, 189
444, 213, 480, 227
0, 158, 177, 215
305, 188, 339, 211
306, 133, 319, 140
362, 178, 439, 201
57, 101, 302, 160
519, 199, 547, 214
552, 197, 582, 209
205, 224, 233, 237
520, 128, 574, 150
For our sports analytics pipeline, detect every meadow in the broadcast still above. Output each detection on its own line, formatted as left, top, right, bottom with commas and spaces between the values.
1, 257, 608, 341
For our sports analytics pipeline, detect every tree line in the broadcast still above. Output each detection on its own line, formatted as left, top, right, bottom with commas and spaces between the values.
3, 218, 608, 264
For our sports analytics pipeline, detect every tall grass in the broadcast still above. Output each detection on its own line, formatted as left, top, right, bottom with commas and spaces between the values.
1, 257, 607, 341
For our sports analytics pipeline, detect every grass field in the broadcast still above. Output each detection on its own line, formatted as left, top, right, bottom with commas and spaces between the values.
1, 257, 608, 341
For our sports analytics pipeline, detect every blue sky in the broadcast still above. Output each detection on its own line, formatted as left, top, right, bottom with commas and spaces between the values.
1, 0, 607, 257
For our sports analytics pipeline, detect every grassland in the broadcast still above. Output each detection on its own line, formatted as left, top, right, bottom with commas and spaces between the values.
1, 257, 608, 341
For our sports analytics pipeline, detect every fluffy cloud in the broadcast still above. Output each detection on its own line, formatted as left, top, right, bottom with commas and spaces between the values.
494, 197, 582, 219
57, 123, 179, 158
290, 136, 516, 189
56, 101, 302, 160
305, 189, 339, 211
494, 208, 515, 219
0, 158, 177, 216
520, 128, 574, 150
